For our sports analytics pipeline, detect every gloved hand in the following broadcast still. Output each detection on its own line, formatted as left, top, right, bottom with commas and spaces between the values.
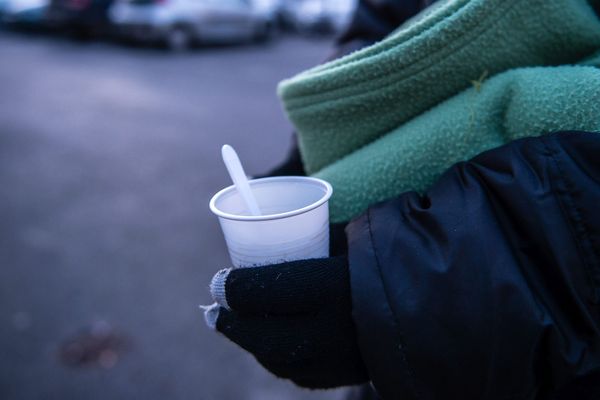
205, 256, 368, 389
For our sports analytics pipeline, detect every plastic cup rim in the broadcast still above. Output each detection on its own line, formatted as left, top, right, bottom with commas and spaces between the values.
209, 176, 333, 222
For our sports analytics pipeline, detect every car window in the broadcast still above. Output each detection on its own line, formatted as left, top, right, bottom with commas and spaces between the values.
194, 0, 250, 8
219, 0, 250, 7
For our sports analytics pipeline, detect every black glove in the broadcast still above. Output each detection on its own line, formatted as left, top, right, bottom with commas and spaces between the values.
206, 257, 368, 389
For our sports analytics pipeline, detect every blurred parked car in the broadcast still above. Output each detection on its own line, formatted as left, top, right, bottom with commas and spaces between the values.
109, 0, 276, 50
1, 0, 49, 26
251, 0, 281, 17
46, 0, 115, 36
281, 0, 355, 34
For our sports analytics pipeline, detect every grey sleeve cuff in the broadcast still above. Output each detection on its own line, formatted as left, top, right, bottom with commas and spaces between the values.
209, 268, 232, 310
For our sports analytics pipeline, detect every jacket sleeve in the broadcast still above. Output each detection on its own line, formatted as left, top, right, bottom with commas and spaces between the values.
346, 131, 600, 400
337, 0, 436, 47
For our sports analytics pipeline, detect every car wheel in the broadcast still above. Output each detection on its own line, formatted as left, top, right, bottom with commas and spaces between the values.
166, 26, 191, 51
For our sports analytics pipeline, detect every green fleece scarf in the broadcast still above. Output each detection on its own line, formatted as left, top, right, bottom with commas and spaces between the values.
278, 0, 600, 223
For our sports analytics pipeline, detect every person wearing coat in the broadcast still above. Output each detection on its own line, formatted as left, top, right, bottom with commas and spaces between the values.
205, 0, 600, 399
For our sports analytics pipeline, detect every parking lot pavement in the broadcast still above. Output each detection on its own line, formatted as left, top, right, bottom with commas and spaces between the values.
0, 31, 350, 400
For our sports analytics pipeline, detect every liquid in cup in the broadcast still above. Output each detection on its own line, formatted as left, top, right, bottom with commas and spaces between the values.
209, 176, 333, 268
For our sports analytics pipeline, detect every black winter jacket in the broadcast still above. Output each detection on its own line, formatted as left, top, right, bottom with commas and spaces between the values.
347, 132, 600, 399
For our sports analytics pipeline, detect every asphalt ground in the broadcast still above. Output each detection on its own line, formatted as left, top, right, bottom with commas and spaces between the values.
0, 29, 350, 400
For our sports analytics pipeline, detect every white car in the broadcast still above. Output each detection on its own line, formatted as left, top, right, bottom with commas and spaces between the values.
1, 0, 49, 25
109, 0, 276, 50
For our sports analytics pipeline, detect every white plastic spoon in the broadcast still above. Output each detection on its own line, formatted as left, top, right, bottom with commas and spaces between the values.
221, 144, 261, 216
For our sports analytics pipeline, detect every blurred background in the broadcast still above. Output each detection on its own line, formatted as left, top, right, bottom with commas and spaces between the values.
0, 1, 356, 398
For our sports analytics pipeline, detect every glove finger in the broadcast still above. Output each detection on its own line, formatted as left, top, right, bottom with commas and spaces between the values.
287, 356, 369, 389
212, 256, 348, 315
216, 307, 368, 388
216, 307, 322, 364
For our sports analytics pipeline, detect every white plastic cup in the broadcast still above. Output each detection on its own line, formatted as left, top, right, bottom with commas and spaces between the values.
209, 176, 333, 268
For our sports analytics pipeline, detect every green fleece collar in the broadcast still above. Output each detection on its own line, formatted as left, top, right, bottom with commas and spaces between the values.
278, 0, 600, 222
